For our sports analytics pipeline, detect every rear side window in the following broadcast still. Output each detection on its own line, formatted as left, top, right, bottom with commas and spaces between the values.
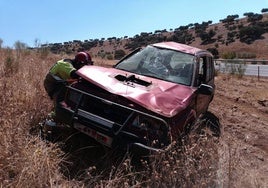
206, 57, 214, 82
198, 56, 214, 84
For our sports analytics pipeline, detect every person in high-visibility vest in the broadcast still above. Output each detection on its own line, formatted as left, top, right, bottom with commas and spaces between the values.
44, 51, 93, 101
42, 52, 93, 137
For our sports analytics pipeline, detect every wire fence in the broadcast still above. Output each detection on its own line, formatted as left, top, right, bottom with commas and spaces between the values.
214, 59, 268, 78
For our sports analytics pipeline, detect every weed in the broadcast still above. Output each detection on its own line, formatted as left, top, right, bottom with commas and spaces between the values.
223, 60, 247, 78
3, 51, 18, 76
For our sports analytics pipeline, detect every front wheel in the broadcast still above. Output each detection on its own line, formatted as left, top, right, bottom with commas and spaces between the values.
185, 112, 221, 137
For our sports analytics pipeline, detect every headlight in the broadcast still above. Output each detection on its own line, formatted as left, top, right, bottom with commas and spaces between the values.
131, 115, 170, 148
132, 116, 160, 130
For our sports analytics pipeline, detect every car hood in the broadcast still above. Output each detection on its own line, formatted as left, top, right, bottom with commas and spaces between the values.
77, 66, 195, 117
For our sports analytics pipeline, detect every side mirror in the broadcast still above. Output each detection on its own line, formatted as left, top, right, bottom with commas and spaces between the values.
198, 84, 213, 95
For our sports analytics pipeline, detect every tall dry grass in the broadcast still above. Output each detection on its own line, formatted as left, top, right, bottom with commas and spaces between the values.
0, 49, 255, 187
0, 49, 71, 187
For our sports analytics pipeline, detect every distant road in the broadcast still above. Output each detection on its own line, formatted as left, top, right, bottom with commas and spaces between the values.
215, 62, 268, 77
244, 64, 268, 77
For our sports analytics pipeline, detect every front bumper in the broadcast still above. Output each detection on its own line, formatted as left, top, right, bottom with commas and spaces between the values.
54, 86, 171, 154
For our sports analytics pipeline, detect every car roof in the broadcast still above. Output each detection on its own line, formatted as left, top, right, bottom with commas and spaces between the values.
152, 41, 213, 57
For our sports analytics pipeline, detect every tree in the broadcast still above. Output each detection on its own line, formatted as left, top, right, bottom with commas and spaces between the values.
247, 13, 263, 23
14, 40, 27, 50
34, 38, 41, 48
0, 38, 3, 48
239, 25, 264, 44
199, 29, 216, 44
187, 23, 194, 28
220, 15, 239, 25
178, 25, 189, 31
261, 8, 268, 13
207, 48, 219, 59
14, 40, 28, 58
243, 12, 254, 17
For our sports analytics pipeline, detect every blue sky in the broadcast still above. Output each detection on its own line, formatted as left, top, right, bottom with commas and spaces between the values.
0, 0, 267, 47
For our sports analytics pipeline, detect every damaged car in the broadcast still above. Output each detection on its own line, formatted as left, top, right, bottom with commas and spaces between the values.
49, 41, 215, 154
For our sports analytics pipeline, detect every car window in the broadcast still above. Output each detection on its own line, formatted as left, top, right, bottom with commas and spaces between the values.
206, 57, 214, 82
198, 56, 214, 84
115, 46, 195, 86
115, 50, 144, 71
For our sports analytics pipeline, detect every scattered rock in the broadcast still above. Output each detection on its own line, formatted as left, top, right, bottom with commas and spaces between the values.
258, 100, 267, 107
257, 155, 264, 161
251, 114, 259, 119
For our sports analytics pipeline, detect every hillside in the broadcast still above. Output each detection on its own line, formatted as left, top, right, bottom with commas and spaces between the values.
41, 12, 268, 60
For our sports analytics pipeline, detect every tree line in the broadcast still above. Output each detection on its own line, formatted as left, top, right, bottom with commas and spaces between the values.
1, 9, 268, 60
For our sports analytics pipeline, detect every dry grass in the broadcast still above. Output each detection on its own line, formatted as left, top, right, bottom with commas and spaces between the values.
0, 49, 266, 187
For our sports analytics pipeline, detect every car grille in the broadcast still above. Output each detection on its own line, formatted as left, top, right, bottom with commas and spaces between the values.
66, 86, 133, 125
65, 84, 171, 149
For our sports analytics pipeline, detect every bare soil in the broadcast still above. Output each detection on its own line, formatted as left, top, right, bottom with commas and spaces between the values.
209, 74, 268, 187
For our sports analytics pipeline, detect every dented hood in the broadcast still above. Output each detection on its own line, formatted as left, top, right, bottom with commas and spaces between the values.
77, 66, 195, 117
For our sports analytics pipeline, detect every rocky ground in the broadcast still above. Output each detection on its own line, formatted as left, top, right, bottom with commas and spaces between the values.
209, 74, 268, 187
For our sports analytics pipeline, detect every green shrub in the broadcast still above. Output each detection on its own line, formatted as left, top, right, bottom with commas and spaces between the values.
14, 40, 28, 58
223, 60, 247, 78
39, 47, 50, 59
114, 49, 126, 60
222, 51, 236, 59
261, 61, 267, 65
106, 54, 113, 60
3, 52, 18, 76
0, 38, 3, 49
236, 52, 256, 59
97, 51, 106, 59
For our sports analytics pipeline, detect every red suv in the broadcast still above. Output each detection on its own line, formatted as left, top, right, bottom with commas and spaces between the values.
54, 41, 215, 153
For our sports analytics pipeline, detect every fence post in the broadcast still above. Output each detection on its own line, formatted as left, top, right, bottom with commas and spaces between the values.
258, 66, 260, 81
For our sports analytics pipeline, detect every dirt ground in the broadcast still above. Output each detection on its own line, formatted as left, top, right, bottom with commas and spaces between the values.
209, 74, 268, 187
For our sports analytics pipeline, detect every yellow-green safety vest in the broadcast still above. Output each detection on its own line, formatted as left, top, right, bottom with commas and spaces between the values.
49, 59, 76, 80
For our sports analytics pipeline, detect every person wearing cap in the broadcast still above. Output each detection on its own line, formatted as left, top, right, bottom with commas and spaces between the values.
44, 51, 93, 123
44, 51, 93, 101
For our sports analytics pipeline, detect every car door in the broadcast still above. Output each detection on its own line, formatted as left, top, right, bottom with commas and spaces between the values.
195, 55, 215, 115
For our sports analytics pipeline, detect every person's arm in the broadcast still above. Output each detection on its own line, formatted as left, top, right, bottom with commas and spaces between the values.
70, 70, 79, 79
